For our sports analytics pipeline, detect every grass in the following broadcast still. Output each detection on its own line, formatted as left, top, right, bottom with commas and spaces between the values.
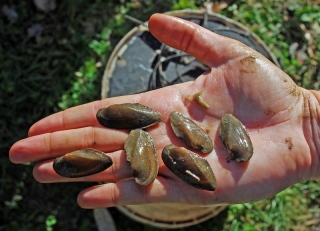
1, 0, 319, 230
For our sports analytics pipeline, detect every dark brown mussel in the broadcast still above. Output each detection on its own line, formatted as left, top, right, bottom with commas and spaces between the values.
170, 111, 213, 153
219, 114, 253, 162
162, 144, 217, 191
53, 148, 113, 178
124, 129, 158, 186
96, 103, 161, 129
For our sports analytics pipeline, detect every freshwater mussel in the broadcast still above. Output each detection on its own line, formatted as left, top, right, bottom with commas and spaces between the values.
53, 148, 113, 178
96, 103, 161, 129
187, 91, 209, 109
170, 111, 213, 153
124, 129, 158, 186
162, 144, 217, 191
219, 114, 253, 162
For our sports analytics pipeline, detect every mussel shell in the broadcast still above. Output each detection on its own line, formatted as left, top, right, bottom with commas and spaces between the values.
124, 129, 158, 186
170, 111, 213, 153
53, 148, 113, 178
219, 114, 253, 162
162, 144, 217, 191
96, 103, 161, 129
192, 91, 209, 109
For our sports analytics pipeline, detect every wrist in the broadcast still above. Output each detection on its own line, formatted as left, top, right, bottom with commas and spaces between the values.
305, 89, 320, 180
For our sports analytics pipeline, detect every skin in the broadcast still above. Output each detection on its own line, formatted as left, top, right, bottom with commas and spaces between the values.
9, 13, 320, 209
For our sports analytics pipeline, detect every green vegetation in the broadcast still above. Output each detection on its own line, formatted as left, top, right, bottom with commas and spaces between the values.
1, 0, 319, 230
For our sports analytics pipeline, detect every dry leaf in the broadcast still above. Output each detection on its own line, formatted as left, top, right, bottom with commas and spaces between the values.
2, 5, 18, 23
33, 0, 56, 12
27, 24, 44, 38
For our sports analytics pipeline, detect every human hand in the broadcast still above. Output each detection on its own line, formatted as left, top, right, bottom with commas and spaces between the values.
9, 13, 320, 208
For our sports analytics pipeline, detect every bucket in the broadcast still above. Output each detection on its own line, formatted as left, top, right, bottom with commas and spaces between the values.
101, 10, 279, 229
101, 9, 280, 98
116, 203, 227, 229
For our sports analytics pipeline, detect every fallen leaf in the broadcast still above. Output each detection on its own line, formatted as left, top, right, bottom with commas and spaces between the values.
2, 5, 18, 23
33, 0, 56, 12
27, 24, 44, 38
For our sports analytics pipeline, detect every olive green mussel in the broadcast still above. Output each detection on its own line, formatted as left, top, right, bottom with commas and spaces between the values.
53, 148, 113, 178
162, 144, 217, 191
219, 114, 253, 162
170, 111, 213, 153
124, 129, 158, 186
96, 103, 161, 129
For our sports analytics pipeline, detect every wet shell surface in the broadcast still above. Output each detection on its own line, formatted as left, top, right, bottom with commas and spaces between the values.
53, 148, 113, 178
219, 114, 253, 162
162, 144, 217, 191
124, 129, 158, 186
96, 103, 161, 129
170, 111, 213, 153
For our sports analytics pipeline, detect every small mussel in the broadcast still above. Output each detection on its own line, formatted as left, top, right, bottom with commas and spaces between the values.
53, 148, 113, 178
96, 103, 161, 129
162, 144, 217, 191
187, 91, 209, 109
170, 111, 213, 153
219, 114, 253, 162
124, 129, 158, 186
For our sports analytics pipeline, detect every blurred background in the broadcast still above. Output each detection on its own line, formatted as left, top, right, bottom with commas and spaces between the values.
1, 0, 319, 230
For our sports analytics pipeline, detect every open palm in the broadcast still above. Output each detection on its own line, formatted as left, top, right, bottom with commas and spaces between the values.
9, 14, 319, 209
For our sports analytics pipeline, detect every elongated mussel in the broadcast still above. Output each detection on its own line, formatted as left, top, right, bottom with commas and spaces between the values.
170, 111, 213, 153
124, 129, 158, 186
162, 144, 217, 191
53, 148, 113, 178
96, 103, 161, 129
219, 114, 253, 162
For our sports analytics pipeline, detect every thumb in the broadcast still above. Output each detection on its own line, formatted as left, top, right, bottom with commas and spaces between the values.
148, 13, 245, 67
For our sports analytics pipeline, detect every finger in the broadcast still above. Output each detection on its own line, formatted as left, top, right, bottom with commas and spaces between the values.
28, 95, 141, 136
75, 160, 295, 208
27, 83, 192, 137
77, 177, 218, 208
33, 150, 132, 183
9, 126, 127, 164
148, 14, 245, 67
